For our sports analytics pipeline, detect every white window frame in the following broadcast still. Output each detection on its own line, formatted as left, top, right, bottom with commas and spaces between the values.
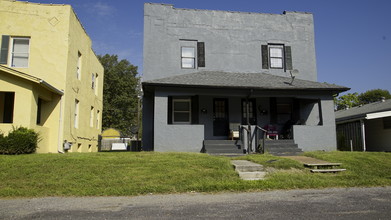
269, 45, 284, 69
9, 37, 30, 68
172, 98, 191, 124
91, 73, 95, 90
90, 106, 94, 127
94, 73, 99, 95
74, 99, 79, 128
77, 51, 82, 80
181, 47, 196, 69
96, 110, 100, 129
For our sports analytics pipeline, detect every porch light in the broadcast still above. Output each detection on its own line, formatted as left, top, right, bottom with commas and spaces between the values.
289, 69, 299, 85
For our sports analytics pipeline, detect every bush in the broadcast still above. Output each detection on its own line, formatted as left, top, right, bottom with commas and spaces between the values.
0, 132, 6, 154
0, 127, 40, 155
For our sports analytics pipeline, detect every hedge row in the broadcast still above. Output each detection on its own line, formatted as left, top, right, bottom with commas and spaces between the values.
0, 127, 40, 155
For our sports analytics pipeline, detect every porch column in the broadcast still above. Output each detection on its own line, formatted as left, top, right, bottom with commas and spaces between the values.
360, 119, 366, 152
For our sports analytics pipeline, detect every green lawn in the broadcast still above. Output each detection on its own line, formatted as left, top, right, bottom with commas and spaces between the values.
0, 151, 390, 198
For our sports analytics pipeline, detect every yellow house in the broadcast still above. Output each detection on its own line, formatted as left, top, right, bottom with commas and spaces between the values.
0, 0, 104, 153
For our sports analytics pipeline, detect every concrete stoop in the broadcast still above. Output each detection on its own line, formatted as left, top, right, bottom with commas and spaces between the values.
231, 160, 267, 180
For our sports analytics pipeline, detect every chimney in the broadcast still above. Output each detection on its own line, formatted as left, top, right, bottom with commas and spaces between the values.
381, 97, 386, 102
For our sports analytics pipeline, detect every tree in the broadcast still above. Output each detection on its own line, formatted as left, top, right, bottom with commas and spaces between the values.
358, 89, 391, 104
98, 54, 140, 136
334, 89, 391, 110
334, 92, 360, 110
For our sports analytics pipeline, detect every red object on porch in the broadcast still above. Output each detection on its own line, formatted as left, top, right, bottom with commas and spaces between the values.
264, 124, 279, 140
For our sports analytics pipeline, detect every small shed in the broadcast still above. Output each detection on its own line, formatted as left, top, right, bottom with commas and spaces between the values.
335, 99, 391, 152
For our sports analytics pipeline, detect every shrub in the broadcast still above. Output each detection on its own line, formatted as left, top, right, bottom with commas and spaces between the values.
0, 127, 40, 155
0, 132, 6, 154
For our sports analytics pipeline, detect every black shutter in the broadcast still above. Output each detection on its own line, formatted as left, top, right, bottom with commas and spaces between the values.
0, 35, 10, 64
191, 95, 199, 124
197, 42, 205, 67
285, 46, 292, 70
167, 96, 172, 124
261, 45, 269, 69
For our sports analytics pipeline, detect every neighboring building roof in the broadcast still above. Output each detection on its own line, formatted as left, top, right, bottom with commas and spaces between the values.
335, 99, 391, 122
0, 65, 63, 95
142, 71, 349, 92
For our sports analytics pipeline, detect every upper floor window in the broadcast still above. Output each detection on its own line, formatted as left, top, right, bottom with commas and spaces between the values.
91, 73, 95, 89
0, 36, 30, 68
94, 73, 99, 95
77, 51, 82, 80
181, 47, 195, 69
262, 44, 292, 71
269, 45, 284, 69
180, 41, 205, 69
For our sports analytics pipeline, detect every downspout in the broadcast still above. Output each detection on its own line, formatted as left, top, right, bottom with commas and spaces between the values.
360, 119, 366, 152
57, 93, 65, 153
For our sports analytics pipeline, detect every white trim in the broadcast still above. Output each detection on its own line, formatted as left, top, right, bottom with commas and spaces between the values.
365, 111, 391, 120
9, 37, 30, 68
360, 119, 366, 152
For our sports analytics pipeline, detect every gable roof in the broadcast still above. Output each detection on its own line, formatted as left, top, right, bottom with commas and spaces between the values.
0, 65, 63, 95
335, 99, 391, 122
142, 71, 349, 93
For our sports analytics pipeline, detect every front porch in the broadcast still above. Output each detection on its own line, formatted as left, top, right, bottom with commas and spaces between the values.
142, 71, 348, 153
149, 88, 337, 154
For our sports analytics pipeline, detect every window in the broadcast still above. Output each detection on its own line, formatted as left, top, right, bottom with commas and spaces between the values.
0, 36, 30, 67
95, 73, 99, 95
77, 51, 82, 79
269, 45, 284, 69
0, 92, 15, 123
384, 117, 391, 129
242, 99, 257, 125
91, 73, 95, 89
36, 98, 42, 125
90, 106, 94, 127
74, 99, 79, 128
181, 47, 195, 69
173, 99, 191, 123
261, 44, 292, 71
96, 110, 100, 129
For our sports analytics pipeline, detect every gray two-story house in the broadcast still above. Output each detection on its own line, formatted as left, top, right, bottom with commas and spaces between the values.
142, 3, 348, 153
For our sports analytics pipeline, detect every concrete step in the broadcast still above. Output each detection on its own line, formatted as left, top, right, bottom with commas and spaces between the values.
238, 171, 267, 180
231, 160, 267, 180
263, 139, 303, 156
231, 160, 264, 172
204, 140, 242, 145
310, 169, 346, 173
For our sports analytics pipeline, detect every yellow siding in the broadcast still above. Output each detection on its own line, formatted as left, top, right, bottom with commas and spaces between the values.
0, 0, 104, 153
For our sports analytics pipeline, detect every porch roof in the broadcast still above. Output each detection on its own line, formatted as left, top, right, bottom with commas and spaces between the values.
0, 65, 63, 95
143, 71, 349, 93
335, 99, 391, 122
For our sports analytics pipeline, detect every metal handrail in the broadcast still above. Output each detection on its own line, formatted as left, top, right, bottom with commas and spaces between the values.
255, 125, 267, 154
241, 126, 251, 154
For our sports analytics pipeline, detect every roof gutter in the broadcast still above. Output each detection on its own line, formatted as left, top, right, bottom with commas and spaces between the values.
39, 80, 64, 96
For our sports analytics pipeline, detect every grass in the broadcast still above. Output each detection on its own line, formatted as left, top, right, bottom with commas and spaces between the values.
0, 151, 390, 198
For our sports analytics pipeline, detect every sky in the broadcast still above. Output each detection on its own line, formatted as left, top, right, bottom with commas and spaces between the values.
22, 0, 391, 95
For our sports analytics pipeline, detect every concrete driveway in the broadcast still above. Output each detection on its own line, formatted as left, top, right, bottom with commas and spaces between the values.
1, 187, 390, 219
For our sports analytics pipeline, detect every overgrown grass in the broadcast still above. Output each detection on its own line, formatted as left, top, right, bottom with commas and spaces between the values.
0, 151, 390, 198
